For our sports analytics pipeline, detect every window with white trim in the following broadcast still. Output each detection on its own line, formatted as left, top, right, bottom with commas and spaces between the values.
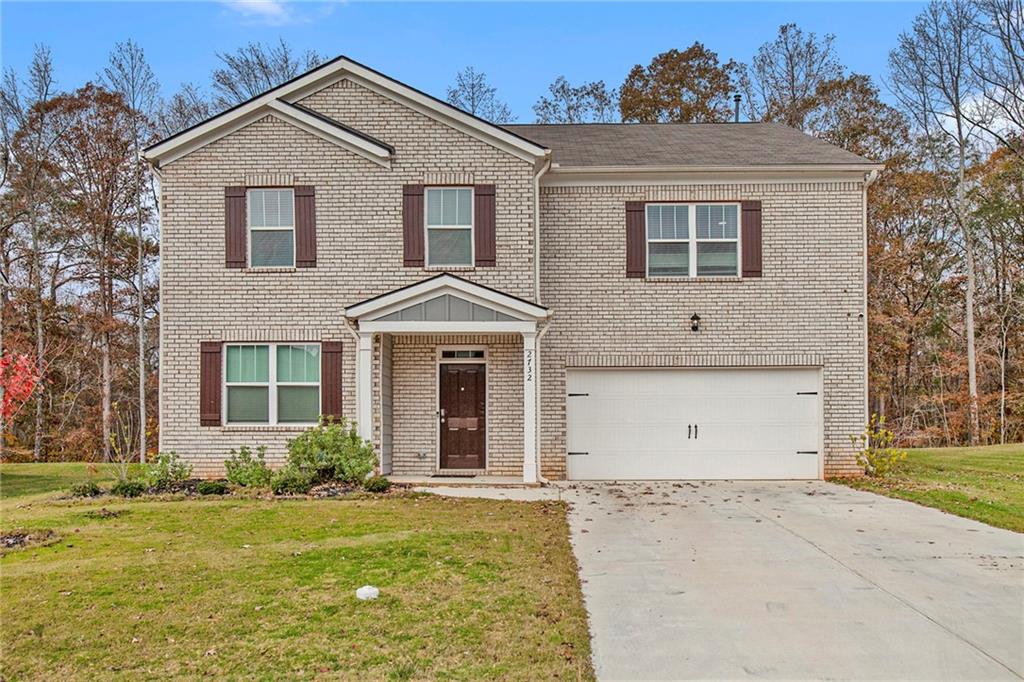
225, 343, 320, 424
426, 187, 473, 267
248, 188, 295, 267
646, 203, 739, 278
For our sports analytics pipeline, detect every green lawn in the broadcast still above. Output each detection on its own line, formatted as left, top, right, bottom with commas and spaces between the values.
0, 464, 593, 680
837, 443, 1024, 532
0, 462, 140, 500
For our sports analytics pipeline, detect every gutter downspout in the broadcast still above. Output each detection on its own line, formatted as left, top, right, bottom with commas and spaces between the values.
533, 157, 552, 305
862, 169, 879, 431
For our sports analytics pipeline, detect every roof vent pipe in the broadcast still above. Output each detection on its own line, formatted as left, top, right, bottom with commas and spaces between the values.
733, 94, 742, 123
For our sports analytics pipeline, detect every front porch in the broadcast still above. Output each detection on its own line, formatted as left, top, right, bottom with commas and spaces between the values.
345, 274, 550, 483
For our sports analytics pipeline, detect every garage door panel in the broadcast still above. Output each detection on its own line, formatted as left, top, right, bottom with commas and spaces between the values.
566, 368, 821, 480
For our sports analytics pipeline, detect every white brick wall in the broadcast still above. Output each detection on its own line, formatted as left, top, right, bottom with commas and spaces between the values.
158, 75, 866, 479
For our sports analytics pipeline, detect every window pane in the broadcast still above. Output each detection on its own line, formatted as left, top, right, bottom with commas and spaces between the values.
227, 386, 269, 422
721, 204, 738, 239
646, 205, 661, 239
427, 227, 472, 265
249, 189, 294, 228
426, 189, 443, 225
251, 229, 294, 267
226, 345, 269, 383
278, 386, 319, 423
648, 241, 689, 277
277, 344, 320, 383
697, 204, 737, 239
697, 242, 738, 276
456, 188, 472, 225
441, 189, 458, 225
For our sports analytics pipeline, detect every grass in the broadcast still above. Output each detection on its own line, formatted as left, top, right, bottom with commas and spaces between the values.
0, 464, 594, 680
0, 462, 140, 500
837, 443, 1024, 532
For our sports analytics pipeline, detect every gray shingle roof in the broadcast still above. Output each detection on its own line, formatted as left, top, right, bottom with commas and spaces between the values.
501, 122, 876, 168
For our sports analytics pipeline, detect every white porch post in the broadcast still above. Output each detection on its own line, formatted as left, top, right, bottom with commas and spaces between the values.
356, 331, 374, 443
522, 331, 538, 483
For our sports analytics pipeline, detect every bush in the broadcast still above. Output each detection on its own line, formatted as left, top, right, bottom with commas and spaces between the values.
68, 481, 102, 498
286, 417, 376, 485
197, 480, 229, 496
110, 480, 146, 498
271, 465, 314, 495
850, 414, 907, 477
363, 475, 391, 493
145, 451, 193, 491
224, 445, 273, 488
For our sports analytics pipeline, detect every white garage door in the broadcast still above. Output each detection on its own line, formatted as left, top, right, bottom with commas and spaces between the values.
566, 368, 822, 480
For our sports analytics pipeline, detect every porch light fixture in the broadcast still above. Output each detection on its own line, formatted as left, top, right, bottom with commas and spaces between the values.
690, 313, 701, 332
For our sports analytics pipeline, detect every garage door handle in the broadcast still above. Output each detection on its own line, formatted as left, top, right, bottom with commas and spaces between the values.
694, 424, 698, 439
688, 424, 692, 439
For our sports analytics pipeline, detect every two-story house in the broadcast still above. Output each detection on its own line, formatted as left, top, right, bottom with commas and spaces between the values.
143, 57, 881, 483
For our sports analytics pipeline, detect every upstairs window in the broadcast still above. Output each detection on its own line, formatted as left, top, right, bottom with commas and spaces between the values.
646, 203, 739, 278
426, 187, 473, 267
248, 188, 295, 267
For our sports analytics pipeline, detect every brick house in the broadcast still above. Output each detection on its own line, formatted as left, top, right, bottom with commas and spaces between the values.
144, 57, 881, 482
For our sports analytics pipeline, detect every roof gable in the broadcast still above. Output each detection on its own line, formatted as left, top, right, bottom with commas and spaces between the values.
144, 56, 548, 168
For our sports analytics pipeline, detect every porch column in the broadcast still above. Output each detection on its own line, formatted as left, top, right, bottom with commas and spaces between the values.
356, 331, 374, 443
522, 331, 538, 483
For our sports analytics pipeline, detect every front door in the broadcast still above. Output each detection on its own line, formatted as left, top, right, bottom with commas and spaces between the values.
439, 363, 486, 469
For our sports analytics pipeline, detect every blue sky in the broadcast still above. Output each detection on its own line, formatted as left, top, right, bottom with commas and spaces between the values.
2, 1, 925, 120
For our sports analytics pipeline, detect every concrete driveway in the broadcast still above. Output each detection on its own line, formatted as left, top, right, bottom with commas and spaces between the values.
564, 481, 1024, 681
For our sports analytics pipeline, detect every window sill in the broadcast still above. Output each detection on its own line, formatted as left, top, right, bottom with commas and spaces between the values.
243, 267, 297, 273
424, 265, 476, 272
220, 424, 314, 433
644, 276, 746, 283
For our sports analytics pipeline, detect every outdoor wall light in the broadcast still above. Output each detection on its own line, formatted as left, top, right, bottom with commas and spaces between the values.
690, 313, 701, 332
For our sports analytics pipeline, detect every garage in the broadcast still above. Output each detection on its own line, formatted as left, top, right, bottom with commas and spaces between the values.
565, 368, 822, 480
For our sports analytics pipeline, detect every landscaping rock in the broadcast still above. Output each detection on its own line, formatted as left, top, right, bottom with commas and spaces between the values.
356, 585, 379, 600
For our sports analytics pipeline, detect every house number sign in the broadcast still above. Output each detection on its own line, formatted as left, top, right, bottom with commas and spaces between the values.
524, 349, 535, 382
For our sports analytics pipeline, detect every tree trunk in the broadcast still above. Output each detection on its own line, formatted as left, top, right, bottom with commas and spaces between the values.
958, 138, 981, 445
136, 142, 147, 464
101, 237, 112, 463
32, 214, 44, 462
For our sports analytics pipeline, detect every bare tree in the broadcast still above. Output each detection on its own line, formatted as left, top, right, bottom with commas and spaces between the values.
970, 0, 1024, 157
890, 0, 986, 444
211, 39, 325, 110
533, 76, 618, 123
739, 23, 844, 129
0, 46, 61, 461
156, 82, 211, 139
446, 66, 515, 123
102, 39, 158, 464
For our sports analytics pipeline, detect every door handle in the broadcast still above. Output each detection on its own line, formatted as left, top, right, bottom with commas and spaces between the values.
695, 424, 698, 439
688, 424, 692, 439
439, 408, 446, 424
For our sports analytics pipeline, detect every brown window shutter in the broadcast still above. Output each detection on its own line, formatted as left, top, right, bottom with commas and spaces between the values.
474, 184, 496, 267
294, 185, 316, 268
225, 187, 247, 268
320, 341, 344, 421
625, 201, 646, 278
741, 200, 763, 278
199, 342, 222, 426
402, 184, 425, 267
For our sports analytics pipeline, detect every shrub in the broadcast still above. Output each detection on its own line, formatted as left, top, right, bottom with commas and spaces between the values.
68, 481, 102, 498
850, 414, 907, 478
110, 479, 146, 498
363, 475, 391, 493
197, 480, 229, 496
224, 445, 273, 488
286, 417, 376, 485
271, 465, 314, 495
145, 451, 193, 491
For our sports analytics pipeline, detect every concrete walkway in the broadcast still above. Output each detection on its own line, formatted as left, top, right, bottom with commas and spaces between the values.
424, 480, 1024, 680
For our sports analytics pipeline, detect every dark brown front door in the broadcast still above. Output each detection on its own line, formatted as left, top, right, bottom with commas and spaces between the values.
439, 363, 486, 469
